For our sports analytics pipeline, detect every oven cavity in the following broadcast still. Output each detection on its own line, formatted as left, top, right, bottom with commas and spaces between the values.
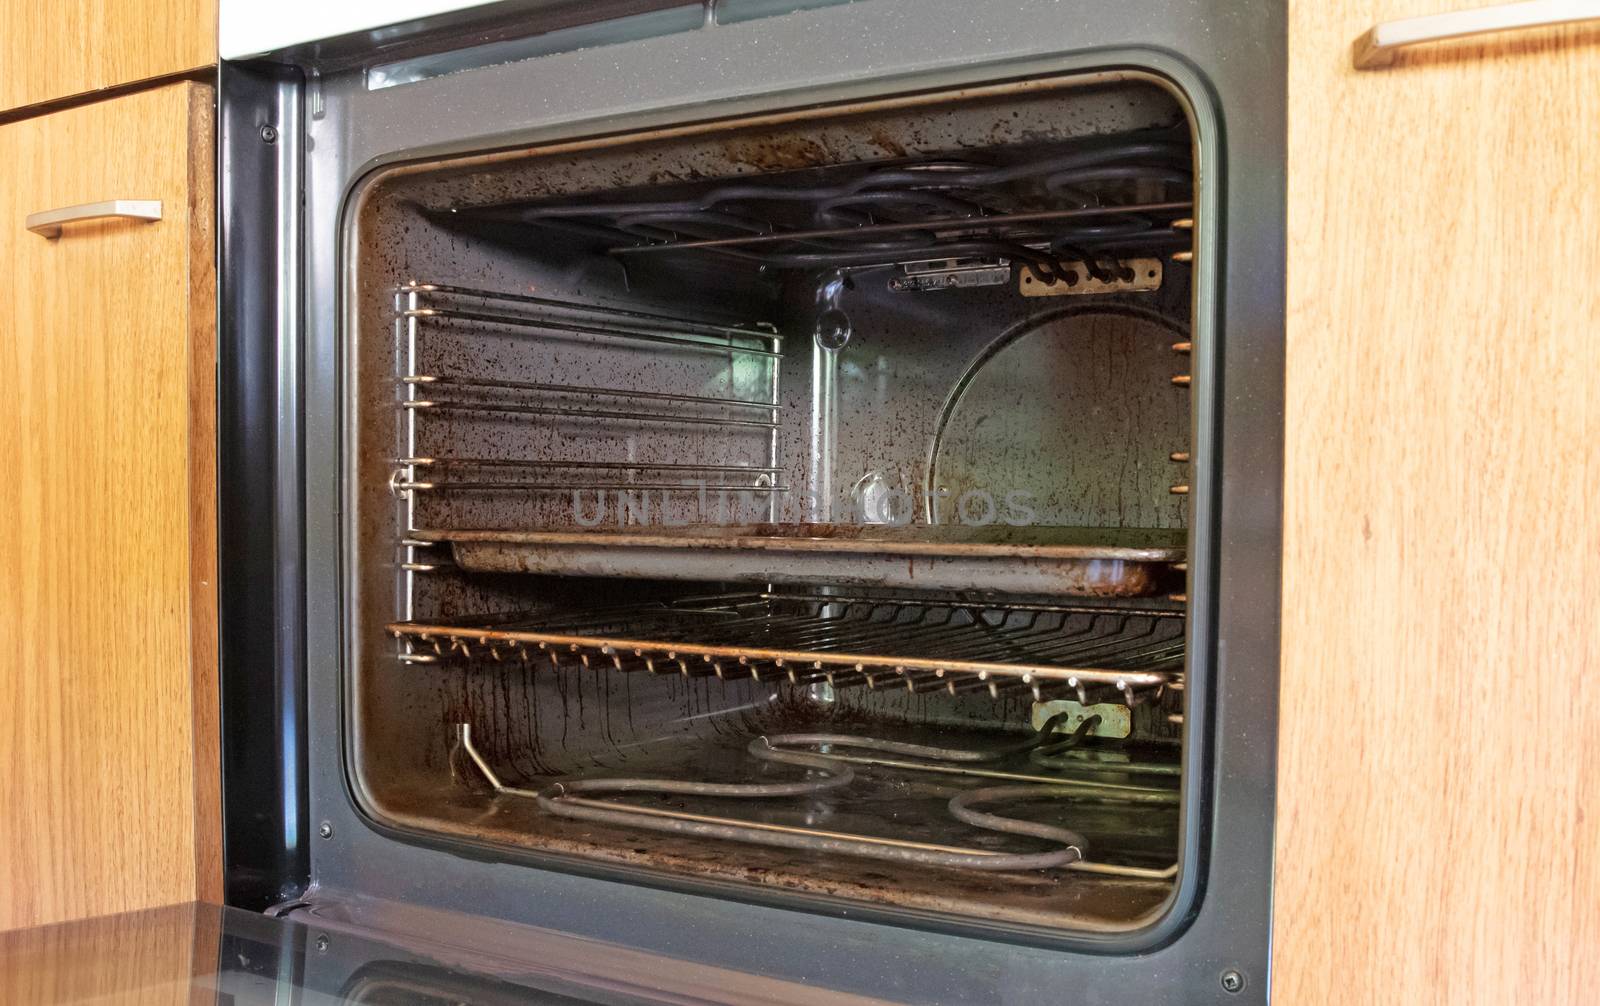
349, 75, 1198, 934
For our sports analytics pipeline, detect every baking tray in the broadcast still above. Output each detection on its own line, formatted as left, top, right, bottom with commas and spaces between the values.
412, 524, 1185, 596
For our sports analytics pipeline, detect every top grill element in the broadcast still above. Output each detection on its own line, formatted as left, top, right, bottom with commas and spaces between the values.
447, 131, 1195, 277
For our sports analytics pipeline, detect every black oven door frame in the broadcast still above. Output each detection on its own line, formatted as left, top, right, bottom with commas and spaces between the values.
219, 1, 1284, 1001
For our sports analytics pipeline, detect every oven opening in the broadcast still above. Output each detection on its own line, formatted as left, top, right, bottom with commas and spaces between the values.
347, 73, 1199, 935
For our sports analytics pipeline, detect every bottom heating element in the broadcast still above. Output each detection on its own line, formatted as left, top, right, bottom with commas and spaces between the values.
454, 715, 1177, 879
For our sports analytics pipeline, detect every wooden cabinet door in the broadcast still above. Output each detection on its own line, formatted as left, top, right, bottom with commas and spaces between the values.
0, 82, 218, 931
0, 0, 215, 115
1277, 3, 1600, 1002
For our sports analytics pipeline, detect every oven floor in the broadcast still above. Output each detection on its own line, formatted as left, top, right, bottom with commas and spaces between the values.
371, 722, 1180, 932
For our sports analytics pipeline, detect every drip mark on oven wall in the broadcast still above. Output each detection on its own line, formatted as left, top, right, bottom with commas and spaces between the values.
553, 667, 569, 750
518, 662, 538, 776
623, 671, 635, 738
575, 661, 588, 735
599, 667, 614, 755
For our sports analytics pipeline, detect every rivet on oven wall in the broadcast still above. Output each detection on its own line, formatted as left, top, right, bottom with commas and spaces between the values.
1220, 968, 1246, 994
318, 821, 334, 840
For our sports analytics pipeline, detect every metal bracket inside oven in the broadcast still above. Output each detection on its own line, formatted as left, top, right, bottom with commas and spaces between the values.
888, 256, 1012, 292
1019, 257, 1163, 297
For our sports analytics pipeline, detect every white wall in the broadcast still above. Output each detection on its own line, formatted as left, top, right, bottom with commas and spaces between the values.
219, 0, 493, 59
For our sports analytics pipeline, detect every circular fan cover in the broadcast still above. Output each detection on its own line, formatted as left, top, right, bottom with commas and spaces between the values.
927, 306, 1189, 530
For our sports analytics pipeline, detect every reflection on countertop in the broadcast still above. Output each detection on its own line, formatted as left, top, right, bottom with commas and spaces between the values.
0, 901, 607, 1004
0, 900, 894, 1005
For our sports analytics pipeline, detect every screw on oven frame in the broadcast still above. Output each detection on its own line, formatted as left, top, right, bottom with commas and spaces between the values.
260, 123, 278, 144
318, 821, 334, 840
1220, 968, 1246, 994
315, 933, 330, 953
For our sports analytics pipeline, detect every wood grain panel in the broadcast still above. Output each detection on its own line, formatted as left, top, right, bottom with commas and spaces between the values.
181, 81, 222, 910
0, 902, 212, 1004
0, 82, 218, 931
1277, 3, 1600, 1003
0, 0, 215, 115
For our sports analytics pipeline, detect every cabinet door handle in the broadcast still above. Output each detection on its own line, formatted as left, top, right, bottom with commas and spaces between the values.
25, 199, 162, 239
1354, 0, 1600, 69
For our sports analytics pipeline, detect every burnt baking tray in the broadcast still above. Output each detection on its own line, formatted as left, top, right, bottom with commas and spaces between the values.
413, 524, 1184, 597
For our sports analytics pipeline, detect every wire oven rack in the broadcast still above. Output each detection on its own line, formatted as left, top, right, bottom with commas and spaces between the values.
391, 592, 1184, 705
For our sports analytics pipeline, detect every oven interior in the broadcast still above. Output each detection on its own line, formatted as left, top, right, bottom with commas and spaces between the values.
348, 74, 1198, 935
